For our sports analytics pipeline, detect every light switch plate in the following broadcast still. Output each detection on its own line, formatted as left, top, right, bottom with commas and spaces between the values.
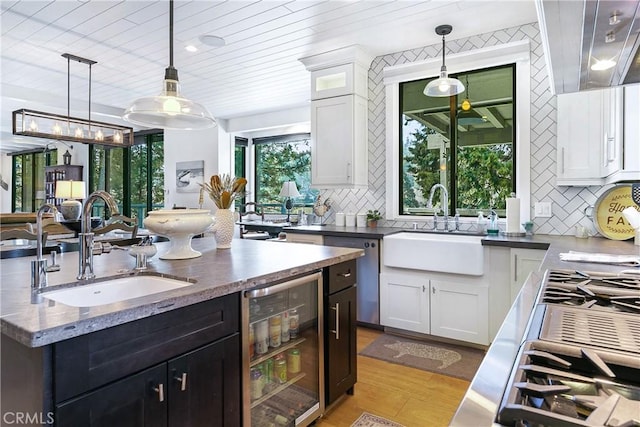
534, 202, 552, 218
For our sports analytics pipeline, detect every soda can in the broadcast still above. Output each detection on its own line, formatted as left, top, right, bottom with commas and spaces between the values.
274, 356, 287, 384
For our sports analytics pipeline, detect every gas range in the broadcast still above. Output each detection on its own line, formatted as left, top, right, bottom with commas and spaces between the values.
497, 269, 640, 427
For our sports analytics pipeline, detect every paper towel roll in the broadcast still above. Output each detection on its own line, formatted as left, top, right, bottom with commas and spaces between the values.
506, 197, 521, 233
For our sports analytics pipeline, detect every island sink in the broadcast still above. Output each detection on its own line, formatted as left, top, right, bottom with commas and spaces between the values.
42, 275, 193, 307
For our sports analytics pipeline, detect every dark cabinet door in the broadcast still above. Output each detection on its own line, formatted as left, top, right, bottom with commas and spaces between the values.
55, 364, 167, 427
168, 333, 241, 427
326, 285, 357, 405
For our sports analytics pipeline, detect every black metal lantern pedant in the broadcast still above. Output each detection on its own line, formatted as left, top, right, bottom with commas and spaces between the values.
63, 150, 72, 165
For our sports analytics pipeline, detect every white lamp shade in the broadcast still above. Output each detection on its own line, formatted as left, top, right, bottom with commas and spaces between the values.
279, 181, 301, 198
55, 180, 86, 200
123, 94, 215, 130
424, 73, 466, 97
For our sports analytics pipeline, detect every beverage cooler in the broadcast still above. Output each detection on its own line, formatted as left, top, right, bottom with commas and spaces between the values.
242, 271, 324, 427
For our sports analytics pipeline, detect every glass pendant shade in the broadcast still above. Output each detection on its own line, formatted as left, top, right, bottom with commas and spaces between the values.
123, 69, 215, 129
424, 69, 466, 97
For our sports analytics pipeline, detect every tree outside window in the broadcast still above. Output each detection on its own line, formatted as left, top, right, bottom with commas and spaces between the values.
254, 134, 318, 214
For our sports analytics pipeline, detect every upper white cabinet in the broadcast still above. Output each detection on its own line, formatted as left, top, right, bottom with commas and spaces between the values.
310, 95, 368, 188
300, 46, 373, 189
556, 86, 624, 186
607, 84, 640, 183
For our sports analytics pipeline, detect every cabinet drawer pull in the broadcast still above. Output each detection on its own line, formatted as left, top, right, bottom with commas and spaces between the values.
330, 303, 340, 340
338, 271, 351, 278
152, 383, 165, 402
432, 286, 435, 294
174, 372, 188, 391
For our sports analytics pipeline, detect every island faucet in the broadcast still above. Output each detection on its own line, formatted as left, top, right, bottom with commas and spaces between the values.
78, 190, 120, 280
426, 184, 449, 231
31, 203, 58, 289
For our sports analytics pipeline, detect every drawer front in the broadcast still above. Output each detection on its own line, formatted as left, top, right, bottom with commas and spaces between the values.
54, 293, 239, 403
327, 260, 357, 294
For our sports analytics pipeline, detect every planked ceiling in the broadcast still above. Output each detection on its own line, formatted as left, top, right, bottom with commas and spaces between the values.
0, 0, 537, 153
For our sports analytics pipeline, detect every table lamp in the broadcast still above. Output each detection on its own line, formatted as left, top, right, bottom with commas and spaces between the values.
279, 181, 301, 222
55, 180, 86, 221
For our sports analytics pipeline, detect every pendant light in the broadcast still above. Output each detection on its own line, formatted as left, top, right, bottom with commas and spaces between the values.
123, 0, 215, 130
457, 75, 486, 125
423, 25, 465, 97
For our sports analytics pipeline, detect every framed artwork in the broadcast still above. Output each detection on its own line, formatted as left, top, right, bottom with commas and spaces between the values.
176, 160, 204, 193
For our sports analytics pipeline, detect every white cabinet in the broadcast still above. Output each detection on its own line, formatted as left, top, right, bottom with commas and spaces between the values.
380, 272, 429, 334
556, 86, 623, 186
509, 248, 545, 303
430, 279, 488, 345
607, 83, 640, 183
310, 95, 368, 189
380, 271, 489, 345
286, 233, 324, 245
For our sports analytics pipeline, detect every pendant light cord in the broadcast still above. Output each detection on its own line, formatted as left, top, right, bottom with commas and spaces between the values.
169, 0, 174, 68
441, 34, 446, 69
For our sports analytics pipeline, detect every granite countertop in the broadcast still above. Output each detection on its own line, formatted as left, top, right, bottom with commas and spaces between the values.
451, 237, 640, 426
0, 237, 363, 348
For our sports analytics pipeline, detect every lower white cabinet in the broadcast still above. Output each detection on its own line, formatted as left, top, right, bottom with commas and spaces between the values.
380, 271, 489, 345
509, 248, 545, 303
380, 272, 429, 334
430, 279, 488, 345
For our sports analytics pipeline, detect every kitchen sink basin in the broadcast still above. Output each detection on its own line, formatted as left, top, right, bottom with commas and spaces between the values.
383, 232, 484, 275
43, 275, 193, 307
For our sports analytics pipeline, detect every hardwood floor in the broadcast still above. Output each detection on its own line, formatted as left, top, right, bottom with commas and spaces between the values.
317, 327, 471, 427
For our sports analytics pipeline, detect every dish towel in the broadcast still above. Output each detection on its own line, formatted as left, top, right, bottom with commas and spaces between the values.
559, 251, 640, 267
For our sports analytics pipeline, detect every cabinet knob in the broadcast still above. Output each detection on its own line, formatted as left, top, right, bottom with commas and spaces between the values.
152, 383, 165, 402
174, 372, 188, 391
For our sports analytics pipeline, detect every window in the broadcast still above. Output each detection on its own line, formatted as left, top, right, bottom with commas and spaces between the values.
89, 131, 164, 225
384, 41, 531, 222
253, 133, 318, 213
400, 65, 515, 217
235, 137, 247, 207
11, 149, 57, 212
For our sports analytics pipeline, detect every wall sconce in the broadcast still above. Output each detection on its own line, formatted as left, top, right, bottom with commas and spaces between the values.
63, 150, 72, 165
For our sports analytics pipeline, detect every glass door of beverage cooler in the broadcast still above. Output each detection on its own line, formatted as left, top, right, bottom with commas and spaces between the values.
242, 271, 324, 427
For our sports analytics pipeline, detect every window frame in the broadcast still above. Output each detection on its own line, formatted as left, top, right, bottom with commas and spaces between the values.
398, 64, 517, 217
384, 40, 531, 223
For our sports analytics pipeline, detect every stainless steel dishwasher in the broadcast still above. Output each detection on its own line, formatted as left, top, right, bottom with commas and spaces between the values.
323, 235, 380, 327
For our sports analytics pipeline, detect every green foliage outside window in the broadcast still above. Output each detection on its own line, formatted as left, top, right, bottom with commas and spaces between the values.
254, 135, 318, 213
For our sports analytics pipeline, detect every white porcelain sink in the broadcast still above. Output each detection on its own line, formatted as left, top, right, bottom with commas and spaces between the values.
383, 232, 484, 275
43, 276, 193, 307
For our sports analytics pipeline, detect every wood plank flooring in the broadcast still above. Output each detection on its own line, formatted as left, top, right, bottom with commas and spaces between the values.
316, 327, 471, 427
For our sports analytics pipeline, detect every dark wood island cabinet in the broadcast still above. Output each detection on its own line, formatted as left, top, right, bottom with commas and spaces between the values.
3, 294, 241, 427
323, 259, 357, 407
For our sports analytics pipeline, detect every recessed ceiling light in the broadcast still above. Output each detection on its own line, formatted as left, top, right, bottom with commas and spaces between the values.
198, 34, 225, 48
591, 58, 617, 71
185, 44, 198, 53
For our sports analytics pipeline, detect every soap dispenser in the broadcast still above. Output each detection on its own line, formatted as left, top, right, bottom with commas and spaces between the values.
487, 210, 499, 235
476, 212, 486, 234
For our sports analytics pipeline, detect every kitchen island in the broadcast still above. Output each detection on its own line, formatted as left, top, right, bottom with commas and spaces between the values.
1, 237, 363, 426
451, 237, 640, 426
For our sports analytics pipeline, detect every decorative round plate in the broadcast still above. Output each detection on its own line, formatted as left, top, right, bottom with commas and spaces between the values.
591, 184, 639, 240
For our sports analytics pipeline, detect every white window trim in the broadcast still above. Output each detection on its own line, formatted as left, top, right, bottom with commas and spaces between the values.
384, 40, 531, 224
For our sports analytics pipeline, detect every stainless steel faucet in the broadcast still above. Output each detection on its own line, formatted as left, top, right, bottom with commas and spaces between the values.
31, 203, 58, 289
427, 184, 449, 231
78, 191, 120, 280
